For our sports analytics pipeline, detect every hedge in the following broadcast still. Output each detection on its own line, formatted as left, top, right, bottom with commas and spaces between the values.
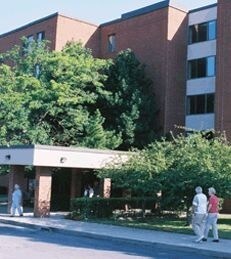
70, 197, 157, 219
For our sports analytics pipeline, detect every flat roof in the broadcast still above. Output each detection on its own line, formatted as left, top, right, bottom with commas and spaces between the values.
101, 0, 187, 27
0, 12, 97, 39
189, 3, 217, 13
0, 145, 129, 169
121, 0, 170, 20
0, 1, 218, 38
0, 13, 58, 38
0, 144, 127, 154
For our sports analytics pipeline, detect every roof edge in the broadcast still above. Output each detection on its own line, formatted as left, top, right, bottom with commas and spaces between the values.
0, 12, 98, 39
100, 0, 187, 27
121, 0, 170, 20
189, 3, 217, 14
0, 12, 59, 38
57, 13, 98, 27
0, 144, 129, 155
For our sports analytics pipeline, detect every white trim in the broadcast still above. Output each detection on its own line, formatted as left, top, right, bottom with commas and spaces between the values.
187, 40, 216, 60
187, 77, 215, 96
185, 114, 215, 131
0, 145, 130, 169
188, 7, 217, 25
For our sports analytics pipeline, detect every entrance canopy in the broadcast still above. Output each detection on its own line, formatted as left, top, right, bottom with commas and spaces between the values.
0, 144, 129, 169
0, 145, 130, 217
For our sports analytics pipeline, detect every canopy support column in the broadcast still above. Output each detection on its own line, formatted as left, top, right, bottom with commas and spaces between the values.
34, 167, 52, 217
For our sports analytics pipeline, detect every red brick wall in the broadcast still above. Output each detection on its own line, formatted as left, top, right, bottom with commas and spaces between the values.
0, 14, 100, 55
99, 7, 187, 135
100, 8, 169, 134
55, 15, 100, 56
0, 7, 188, 136
216, 0, 231, 139
164, 7, 187, 134
0, 15, 58, 52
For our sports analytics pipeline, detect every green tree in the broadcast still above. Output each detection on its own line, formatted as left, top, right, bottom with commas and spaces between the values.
0, 41, 156, 151
100, 49, 155, 150
160, 133, 231, 215
98, 139, 169, 197
98, 132, 231, 216
0, 39, 122, 148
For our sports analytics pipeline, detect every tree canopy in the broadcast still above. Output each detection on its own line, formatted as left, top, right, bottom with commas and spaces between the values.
98, 132, 231, 212
0, 39, 155, 150
100, 49, 155, 150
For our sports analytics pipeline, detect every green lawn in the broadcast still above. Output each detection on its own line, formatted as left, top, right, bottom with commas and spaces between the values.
88, 214, 231, 240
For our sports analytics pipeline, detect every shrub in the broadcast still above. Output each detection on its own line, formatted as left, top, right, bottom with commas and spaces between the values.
70, 197, 157, 219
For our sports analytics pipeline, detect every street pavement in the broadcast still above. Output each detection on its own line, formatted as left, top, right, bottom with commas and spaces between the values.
0, 205, 230, 258
0, 222, 214, 259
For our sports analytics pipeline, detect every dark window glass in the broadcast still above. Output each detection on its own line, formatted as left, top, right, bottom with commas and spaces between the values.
206, 94, 215, 113
198, 23, 207, 42
196, 95, 205, 114
187, 94, 215, 115
188, 60, 197, 79
189, 25, 198, 43
197, 58, 207, 78
208, 21, 216, 40
35, 64, 40, 78
22, 35, 34, 54
188, 56, 215, 79
108, 34, 116, 52
189, 20, 216, 44
207, 56, 215, 76
27, 35, 34, 42
37, 31, 45, 41
187, 95, 195, 114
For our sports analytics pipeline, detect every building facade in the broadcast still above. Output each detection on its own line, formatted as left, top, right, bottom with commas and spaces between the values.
0, 1, 189, 137
1, 0, 230, 138
186, 4, 217, 132
0, 0, 231, 137
0, 1, 231, 212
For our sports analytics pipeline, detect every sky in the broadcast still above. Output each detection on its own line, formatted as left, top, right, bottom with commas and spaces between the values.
0, 0, 217, 35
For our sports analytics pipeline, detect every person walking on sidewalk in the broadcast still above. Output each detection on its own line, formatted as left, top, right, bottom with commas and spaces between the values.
203, 187, 219, 242
10, 184, 23, 217
192, 186, 207, 243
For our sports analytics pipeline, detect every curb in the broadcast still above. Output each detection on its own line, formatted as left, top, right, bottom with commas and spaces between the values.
0, 218, 230, 258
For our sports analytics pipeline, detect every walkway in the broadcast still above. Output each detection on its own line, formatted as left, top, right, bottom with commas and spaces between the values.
0, 208, 230, 258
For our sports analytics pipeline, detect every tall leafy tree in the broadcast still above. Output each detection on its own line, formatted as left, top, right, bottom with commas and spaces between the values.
100, 49, 156, 150
98, 139, 170, 197
159, 133, 231, 214
0, 39, 122, 148
0, 41, 156, 151
98, 132, 231, 215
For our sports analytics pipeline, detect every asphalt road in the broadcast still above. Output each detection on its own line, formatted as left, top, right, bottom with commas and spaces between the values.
0, 223, 218, 259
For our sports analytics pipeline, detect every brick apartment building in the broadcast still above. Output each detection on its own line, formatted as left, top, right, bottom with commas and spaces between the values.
0, 0, 231, 213
1, 0, 230, 138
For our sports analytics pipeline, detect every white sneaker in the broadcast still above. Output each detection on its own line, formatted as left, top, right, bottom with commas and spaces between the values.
195, 236, 204, 243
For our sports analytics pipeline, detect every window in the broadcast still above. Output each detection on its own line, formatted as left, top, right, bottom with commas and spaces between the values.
188, 56, 215, 79
108, 34, 116, 52
189, 20, 216, 44
37, 31, 45, 41
27, 35, 34, 42
186, 93, 214, 115
23, 35, 34, 54
207, 56, 215, 76
208, 21, 216, 40
35, 64, 40, 78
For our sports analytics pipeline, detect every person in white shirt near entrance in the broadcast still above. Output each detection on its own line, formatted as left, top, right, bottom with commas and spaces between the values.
192, 186, 207, 243
10, 184, 23, 217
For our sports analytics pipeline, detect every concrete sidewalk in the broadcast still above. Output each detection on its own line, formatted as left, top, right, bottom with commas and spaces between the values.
0, 211, 230, 258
